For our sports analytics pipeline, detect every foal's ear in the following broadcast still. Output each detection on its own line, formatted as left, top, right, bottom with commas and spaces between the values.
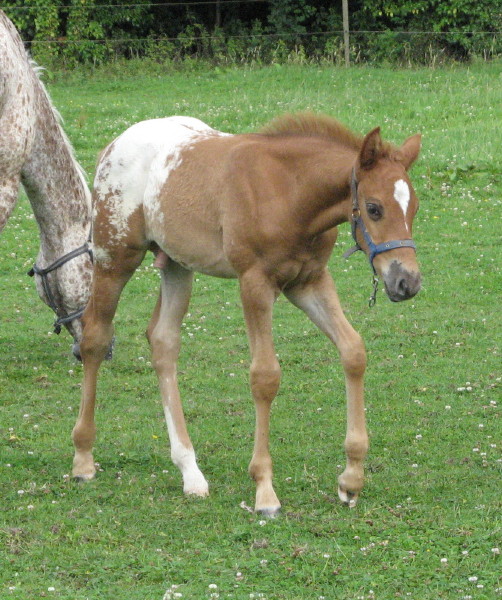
395, 133, 422, 170
359, 127, 383, 170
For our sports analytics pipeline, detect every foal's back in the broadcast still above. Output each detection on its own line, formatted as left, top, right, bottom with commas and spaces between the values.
93, 115, 346, 282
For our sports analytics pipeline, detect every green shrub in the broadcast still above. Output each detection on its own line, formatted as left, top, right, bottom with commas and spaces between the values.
3, 0, 501, 66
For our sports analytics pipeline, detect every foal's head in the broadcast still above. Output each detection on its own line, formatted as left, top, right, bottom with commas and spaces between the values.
352, 127, 422, 302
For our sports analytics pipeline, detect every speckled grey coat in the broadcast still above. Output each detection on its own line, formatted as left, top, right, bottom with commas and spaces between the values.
0, 10, 92, 347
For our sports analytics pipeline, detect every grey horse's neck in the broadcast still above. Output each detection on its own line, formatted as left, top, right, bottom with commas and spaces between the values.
20, 68, 91, 258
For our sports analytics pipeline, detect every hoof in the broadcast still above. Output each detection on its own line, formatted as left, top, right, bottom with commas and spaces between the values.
256, 506, 281, 519
72, 453, 96, 481
183, 477, 209, 498
184, 487, 210, 498
338, 485, 358, 508
73, 473, 95, 483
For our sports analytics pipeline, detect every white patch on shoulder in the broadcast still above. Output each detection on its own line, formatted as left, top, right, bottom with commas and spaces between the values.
394, 179, 410, 216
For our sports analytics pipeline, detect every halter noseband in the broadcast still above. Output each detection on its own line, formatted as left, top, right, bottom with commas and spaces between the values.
343, 168, 416, 306
28, 242, 93, 334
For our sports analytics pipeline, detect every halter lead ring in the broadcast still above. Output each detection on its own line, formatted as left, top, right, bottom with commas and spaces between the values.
343, 168, 416, 307
28, 242, 93, 334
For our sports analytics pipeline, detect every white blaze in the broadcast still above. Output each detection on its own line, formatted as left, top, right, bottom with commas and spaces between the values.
394, 179, 410, 232
394, 179, 410, 216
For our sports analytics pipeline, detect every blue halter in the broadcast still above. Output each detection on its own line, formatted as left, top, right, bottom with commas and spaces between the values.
343, 168, 416, 306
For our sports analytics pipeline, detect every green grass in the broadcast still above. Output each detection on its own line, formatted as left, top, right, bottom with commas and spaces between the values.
1, 62, 501, 599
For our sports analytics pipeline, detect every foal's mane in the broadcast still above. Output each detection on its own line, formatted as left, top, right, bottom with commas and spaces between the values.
260, 112, 363, 151
260, 112, 397, 156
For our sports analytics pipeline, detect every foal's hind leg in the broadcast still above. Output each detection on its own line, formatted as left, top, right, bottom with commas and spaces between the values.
147, 259, 209, 496
72, 250, 145, 480
285, 268, 368, 507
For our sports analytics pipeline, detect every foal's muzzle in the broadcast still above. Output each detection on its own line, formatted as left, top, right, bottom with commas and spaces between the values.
383, 261, 421, 302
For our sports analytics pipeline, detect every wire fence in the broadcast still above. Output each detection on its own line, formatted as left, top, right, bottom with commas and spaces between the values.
4, 0, 267, 10
3, 1, 500, 66
24, 30, 501, 45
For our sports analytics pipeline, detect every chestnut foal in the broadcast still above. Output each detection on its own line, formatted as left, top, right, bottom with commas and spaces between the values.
73, 114, 421, 514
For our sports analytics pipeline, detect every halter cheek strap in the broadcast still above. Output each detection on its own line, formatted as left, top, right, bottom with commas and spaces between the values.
28, 241, 93, 334
343, 168, 416, 306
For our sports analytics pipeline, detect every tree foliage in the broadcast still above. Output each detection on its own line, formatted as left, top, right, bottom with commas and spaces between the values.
3, 0, 501, 66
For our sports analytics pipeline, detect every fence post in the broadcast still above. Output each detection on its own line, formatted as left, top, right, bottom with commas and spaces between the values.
215, 0, 221, 29
342, 0, 350, 66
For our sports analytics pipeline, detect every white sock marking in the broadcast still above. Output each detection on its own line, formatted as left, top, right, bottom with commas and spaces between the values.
163, 404, 208, 495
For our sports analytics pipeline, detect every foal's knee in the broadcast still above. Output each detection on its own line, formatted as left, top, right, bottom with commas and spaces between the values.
80, 321, 114, 364
250, 359, 281, 402
340, 332, 366, 378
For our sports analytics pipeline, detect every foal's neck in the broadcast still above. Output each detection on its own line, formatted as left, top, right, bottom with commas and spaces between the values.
288, 139, 356, 236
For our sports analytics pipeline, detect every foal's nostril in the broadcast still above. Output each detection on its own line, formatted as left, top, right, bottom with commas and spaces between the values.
397, 277, 409, 297
384, 262, 421, 302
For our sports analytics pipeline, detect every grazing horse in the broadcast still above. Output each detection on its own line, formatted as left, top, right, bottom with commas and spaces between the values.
73, 113, 421, 514
0, 11, 92, 354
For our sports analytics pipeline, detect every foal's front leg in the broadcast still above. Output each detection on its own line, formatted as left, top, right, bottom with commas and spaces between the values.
73, 260, 140, 480
147, 260, 208, 497
285, 269, 368, 507
239, 269, 282, 516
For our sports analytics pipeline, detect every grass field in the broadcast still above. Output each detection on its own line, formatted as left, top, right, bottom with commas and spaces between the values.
1, 62, 501, 599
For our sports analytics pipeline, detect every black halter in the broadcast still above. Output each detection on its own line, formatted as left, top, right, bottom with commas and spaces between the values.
28, 242, 93, 334
343, 168, 416, 306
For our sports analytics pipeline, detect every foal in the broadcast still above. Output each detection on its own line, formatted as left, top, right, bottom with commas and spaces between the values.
73, 114, 421, 514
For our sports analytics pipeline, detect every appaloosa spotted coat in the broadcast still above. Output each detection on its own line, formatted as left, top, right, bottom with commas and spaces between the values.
0, 11, 92, 349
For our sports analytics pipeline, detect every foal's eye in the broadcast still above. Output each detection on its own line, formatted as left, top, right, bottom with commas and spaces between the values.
366, 203, 383, 221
